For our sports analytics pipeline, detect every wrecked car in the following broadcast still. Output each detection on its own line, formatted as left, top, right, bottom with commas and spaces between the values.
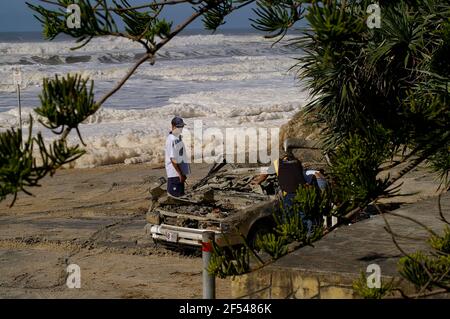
144, 138, 328, 248
144, 162, 280, 248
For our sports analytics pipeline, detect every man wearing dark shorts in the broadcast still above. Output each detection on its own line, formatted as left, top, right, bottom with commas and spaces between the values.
165, 117, 190, 197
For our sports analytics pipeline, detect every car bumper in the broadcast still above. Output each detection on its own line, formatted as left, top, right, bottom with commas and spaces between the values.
145, 223, 242, 247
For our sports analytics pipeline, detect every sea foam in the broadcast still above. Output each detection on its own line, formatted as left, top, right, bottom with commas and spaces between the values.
0, 33, 307, 168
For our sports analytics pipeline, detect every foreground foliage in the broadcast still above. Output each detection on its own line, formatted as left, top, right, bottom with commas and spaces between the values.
398, 225, 450, 293
208, 183, 330, 276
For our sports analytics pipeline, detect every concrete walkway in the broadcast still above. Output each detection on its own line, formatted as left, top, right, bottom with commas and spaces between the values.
232, 191, 450, 298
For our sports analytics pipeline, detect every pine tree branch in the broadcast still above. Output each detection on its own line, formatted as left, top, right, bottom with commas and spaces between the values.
95, 52, 154, 108
384, 155, 429, 189
378, 205, 436, 287
39, 0, 204, 10
44, 0, 237, 146
156, 0, 228, 50
402, 288, 448, 299
438, 193, 450, 225
383, 211, 439, 238
384, 135, 450, 191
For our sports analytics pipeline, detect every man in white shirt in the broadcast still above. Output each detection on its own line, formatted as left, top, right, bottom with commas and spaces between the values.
165, 116, 191, 197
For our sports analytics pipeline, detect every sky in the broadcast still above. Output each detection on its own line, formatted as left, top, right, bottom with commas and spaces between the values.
0, 0, 257, 32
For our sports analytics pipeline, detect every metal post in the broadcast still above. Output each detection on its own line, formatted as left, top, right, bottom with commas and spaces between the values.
323, 215, 332, 228
202, 231, 215, 299
13, 68, 22, 133
17, 84, 22, 132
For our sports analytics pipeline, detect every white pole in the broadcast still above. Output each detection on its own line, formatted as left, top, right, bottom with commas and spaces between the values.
332, 216, 339, 227
13, 68, 23, 133
17, 84, 22, 132
202, 231, 216, 299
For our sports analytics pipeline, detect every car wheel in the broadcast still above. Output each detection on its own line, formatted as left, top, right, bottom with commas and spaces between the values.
246, 219, 275, 250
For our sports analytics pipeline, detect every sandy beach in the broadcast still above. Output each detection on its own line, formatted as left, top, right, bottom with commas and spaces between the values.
0, 162, 232, 298
0, 159, 444, 298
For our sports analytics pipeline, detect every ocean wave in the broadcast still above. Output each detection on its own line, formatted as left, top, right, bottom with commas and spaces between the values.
0, 34, 298, 67
0, 55, 297, 93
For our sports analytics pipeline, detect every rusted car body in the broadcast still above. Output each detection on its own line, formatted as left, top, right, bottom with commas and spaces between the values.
144, 166, 279, 247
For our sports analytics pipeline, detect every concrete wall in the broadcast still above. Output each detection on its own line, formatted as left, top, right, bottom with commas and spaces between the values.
231, 193, 450, 299
231, 268, 358, 299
